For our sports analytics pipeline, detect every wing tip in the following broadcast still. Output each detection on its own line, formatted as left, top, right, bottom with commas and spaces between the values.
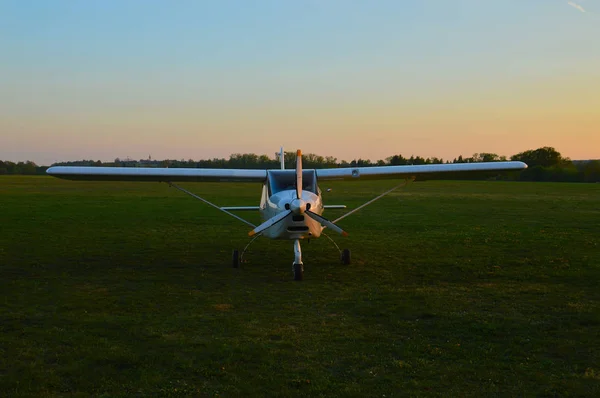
248, 230, 257, 237
296, 149, 302, 157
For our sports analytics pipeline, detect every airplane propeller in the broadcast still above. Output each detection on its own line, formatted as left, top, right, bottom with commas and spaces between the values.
296, 149, 302, 200
306, 210, 348, 236
248, 149, 348, 237
248, 209, 292, 236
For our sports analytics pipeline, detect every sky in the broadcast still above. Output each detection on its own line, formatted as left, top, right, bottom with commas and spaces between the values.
1, 0, 599, 165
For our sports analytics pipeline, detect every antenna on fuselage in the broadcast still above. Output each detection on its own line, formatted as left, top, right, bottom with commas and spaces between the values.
280, 147, 285, 170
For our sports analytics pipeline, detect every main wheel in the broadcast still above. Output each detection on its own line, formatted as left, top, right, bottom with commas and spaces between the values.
341, 249, 351, 265
232, 249, 240, 268
293, 263, 303, 281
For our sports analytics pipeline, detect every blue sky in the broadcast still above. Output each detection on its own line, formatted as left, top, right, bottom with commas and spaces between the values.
1, 1, 599, 164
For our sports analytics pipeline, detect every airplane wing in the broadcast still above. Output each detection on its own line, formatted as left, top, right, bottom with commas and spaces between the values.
46, 166, 267, 182
315, 161, 527, 180
47, 161, 527, 182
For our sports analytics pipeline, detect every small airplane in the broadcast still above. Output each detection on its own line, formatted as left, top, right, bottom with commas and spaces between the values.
47, 148, 527, 280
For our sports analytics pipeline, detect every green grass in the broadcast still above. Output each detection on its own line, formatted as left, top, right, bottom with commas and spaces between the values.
1, 176, 599, 397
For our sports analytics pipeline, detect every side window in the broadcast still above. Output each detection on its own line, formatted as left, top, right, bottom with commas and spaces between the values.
302, 171, 316, 193
268, 171, 293, 194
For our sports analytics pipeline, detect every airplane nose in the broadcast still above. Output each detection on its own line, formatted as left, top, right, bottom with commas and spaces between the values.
290, 198, 306, 215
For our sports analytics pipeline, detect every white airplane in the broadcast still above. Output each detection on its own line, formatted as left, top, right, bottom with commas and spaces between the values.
47, 149, 527, 281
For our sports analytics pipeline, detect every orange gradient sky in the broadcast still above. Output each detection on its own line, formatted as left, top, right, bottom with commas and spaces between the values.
1, 1, 599, 165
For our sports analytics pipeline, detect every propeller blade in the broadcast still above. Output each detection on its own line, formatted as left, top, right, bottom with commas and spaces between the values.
306, 211, 348, 236
248, 210, 292, 236
296, 149, 302, 200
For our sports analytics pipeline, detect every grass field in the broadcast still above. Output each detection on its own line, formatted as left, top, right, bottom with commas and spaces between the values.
1, 176, 599, 397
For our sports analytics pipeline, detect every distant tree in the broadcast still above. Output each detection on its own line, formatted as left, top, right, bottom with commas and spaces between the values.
511, 147, 563, 168
387, 154, 408, 165
581, 160, 600, 182
282, 151, 297, 168
408, 156, 426, 165
304, 153, 325, 168
258, 154, 271, 166
472, 153, 502, 162
323, 156, 338, 168
16, 161, 37, 175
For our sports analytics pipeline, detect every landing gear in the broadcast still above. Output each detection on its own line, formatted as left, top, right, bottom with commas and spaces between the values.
293, 239, 304, 281
240, 231, 262, 265
232, 249, 239, 268
236, 238, 347, 280
323, 232, 351, 266
341, 248, 351, 265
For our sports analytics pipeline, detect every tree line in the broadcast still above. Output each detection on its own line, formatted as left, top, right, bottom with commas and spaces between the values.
1, 146, 599, 182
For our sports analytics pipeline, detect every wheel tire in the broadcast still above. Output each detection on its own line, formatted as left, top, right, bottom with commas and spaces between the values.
232, 250, 239, 268
293, 263, 303, 281
341, 249, 351, 265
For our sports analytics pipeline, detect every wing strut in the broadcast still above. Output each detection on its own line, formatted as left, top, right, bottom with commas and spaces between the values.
168, 182, 257, 228
332, 178, 414, 224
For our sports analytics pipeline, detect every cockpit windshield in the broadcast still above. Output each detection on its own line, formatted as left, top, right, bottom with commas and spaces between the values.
267, 170, 317, 195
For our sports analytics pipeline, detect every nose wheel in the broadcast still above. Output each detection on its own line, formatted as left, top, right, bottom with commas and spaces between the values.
293, 239, 304, 281
293, 263, 304, 281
